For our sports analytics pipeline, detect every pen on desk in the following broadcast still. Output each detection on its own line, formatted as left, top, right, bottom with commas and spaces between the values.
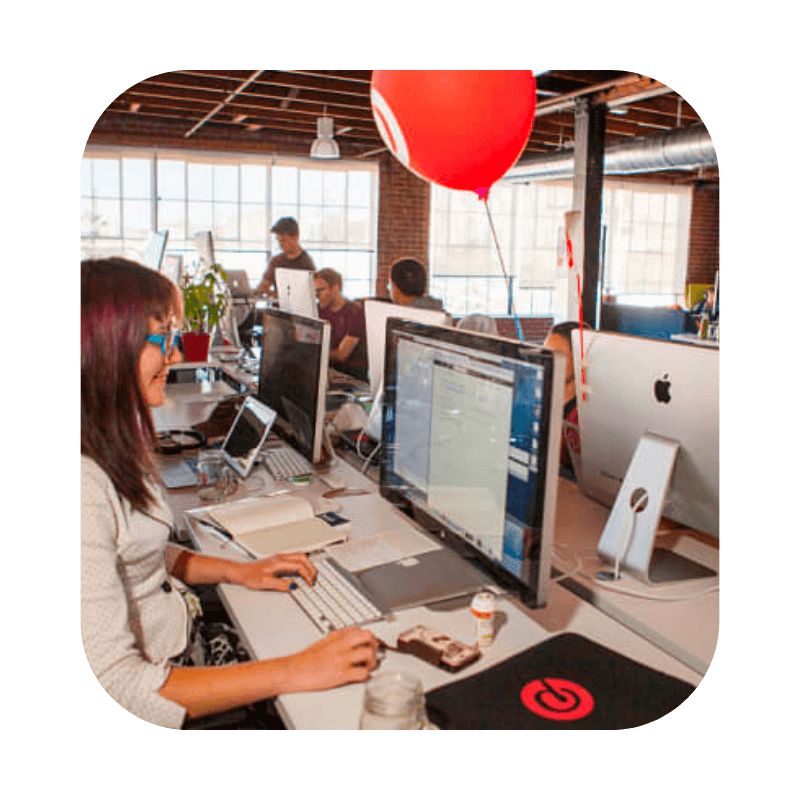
194, 517, 255, 560
196, 516, 233, 540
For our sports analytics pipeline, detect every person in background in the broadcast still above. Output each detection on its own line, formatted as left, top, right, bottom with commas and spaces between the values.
254, 217, 316, 296
689, 288, 717, 330
82, 257, 378, 729
314, 268, 368, 380
388, 258, 448, 314
543, 320, 590, 476
456, 314, 499, 336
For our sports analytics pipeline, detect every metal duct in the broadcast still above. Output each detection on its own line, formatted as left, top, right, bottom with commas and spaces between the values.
506, 125, 716, 182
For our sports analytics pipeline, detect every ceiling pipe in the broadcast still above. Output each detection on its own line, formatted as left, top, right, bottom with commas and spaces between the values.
505, 124, 716, 182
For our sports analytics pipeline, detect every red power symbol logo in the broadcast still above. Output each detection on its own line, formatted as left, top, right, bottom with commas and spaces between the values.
520, 678, 595, 721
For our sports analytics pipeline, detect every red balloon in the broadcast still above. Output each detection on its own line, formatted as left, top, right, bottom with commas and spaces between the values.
371, 70, 536, 198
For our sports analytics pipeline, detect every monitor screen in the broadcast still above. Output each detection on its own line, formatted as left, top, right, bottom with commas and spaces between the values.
257, 308, 331, 464
193, 230, 215, 268
574, 330, 719, 538
143, 230, 168, 271
221, 396, 277, 478
379, 319, 565, 608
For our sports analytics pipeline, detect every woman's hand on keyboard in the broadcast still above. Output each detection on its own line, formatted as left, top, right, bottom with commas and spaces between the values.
283, 628, 380, 691
233, 552, 317, 592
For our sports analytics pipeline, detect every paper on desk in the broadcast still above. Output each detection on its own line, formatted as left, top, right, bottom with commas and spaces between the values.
327, 529, 440, 573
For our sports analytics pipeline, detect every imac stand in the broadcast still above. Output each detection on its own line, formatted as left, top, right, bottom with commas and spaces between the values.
597, 433, 716, 584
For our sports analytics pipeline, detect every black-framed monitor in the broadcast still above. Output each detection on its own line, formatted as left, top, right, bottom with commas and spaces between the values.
379, 319, 565, 608
257, 307, 331, 464
143, 230, 168, 271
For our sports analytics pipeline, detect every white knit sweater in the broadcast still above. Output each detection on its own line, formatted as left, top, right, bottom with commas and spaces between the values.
81, 455, 189, 728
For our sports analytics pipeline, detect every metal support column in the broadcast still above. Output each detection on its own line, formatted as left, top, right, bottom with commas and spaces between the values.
572, 98, 607, 329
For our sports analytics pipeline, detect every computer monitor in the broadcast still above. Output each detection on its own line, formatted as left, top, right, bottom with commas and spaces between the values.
257, 307, 331, 464
220, 396, 277, 478
161, 253, 183, 285
379, 319, 566, 608
573, 330, 719, 583
143, 230, 168, 271
364, 300, 448, 397
275, 268, 317, 319
193, 230, 215, 268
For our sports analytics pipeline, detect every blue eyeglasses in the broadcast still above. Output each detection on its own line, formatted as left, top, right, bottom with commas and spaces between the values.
145, 330, 181, 357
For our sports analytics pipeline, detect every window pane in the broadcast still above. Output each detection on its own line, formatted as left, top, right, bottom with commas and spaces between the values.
81, 198, 94, 236
188, 163, 213, 201
159, 199, 186, 238
241, 203, 267, 240
272, 166, 298, 204
347, 206, 370, 244
299, 206, 323, 241
214, 165, 238, 203
123, 158, 152, 199
300, 169, 323, 204
347, 172, 372, 207
214, 202, 239, 239
94, 199, 121, 237
241, 164, 267, 203
323, 170, 346, 205
157, 160, 185, 200
92, 160, 120, 197
81, 160, 92, 196
187, 201, 213, 232
123, 199, 152, 238
322, 208, 346, 242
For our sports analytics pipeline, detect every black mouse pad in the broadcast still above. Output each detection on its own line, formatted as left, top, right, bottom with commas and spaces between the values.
424, 633, 696, 729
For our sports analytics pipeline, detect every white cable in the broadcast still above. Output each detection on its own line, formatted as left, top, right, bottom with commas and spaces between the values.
613, 491, 649, 580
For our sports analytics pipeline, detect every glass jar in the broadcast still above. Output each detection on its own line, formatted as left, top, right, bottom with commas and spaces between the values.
359, 671, 431, 730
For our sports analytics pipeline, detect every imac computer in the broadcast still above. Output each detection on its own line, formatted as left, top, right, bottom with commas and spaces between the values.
573, 330, 719, 583
361, 300, 448, 442
193, 230, 216, 268
257, 307, 331, 464
379, 318, 565, 608
143, 230, 168, 271
275, 268, 318, 319
161, 253, 183, 286
364, 300, 448, 397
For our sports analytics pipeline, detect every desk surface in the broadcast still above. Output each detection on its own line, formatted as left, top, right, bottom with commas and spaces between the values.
169, 453, 711, 729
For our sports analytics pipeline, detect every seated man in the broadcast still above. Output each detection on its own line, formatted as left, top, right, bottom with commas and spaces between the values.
388, 258, 449, 316
314, 268, 367, 380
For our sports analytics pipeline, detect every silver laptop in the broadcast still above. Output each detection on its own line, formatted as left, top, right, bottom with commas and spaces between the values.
227, 270, 253, 298
352, 547, 492, 611
159, 396, 276, 489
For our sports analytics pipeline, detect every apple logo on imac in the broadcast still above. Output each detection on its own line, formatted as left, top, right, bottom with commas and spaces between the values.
654, 373, 671, 404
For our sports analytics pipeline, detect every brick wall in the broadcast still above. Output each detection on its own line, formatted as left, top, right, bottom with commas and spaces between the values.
375, 153, 430, 298
686, 181, 719, 286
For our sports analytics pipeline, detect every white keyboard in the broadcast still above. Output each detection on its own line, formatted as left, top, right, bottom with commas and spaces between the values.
290, 554, 390, 632
262, 447, 313, 480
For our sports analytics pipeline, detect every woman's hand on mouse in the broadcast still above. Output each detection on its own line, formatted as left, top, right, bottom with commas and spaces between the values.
280, 628, 380, 692
232, 552, 317, 592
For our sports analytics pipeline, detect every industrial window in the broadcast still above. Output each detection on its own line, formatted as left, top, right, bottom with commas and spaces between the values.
429, 178, 692, 315
81, 147, 379, 301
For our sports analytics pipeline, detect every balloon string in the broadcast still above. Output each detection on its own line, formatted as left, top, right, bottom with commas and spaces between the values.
482, 197, 523, 341
568, 225, 587, 403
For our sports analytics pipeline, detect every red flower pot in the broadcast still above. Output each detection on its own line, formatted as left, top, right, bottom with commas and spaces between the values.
181, 331, 211, 363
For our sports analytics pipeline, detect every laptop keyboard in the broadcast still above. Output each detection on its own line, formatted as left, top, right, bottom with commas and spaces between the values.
262, 447, 313, 480
290, 554, 389, 632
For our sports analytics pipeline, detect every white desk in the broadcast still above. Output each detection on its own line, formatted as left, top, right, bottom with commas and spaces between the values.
552, 479, 719, 675
170, 455, 707, 729
670, 333, 720, 348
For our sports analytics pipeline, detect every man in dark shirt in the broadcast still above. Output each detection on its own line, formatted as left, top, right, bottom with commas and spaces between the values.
314, 268, 367, 379
255, 216, 316, 296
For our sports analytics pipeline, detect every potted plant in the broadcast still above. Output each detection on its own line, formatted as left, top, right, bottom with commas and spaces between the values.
181, 263, 229, 363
